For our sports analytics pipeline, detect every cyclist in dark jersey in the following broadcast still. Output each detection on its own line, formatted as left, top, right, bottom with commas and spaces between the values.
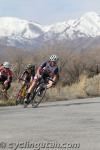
19, 64, 35, 87
24, 55, 59, 104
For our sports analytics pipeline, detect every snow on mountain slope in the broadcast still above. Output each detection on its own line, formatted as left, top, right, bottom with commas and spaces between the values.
74, 12, 100, 37
44, 12, 100, 40
0, 17, 45, 39
0, 12, 100, 49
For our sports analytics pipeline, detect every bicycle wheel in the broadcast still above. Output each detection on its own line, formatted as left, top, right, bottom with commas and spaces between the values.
31, 84, 47, 108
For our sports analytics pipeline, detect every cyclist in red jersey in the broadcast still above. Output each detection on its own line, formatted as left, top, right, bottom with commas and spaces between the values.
0, 62, 14, 92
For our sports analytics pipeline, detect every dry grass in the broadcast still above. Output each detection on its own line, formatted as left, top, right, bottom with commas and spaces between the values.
1, 74, 100, 106
47, 73, 100, 100
47, 74, 87, 100
0, 99, 16, 106
85, 74, 100, 96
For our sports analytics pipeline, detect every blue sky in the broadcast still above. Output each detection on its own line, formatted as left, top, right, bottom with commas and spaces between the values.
0, 0, 100, 24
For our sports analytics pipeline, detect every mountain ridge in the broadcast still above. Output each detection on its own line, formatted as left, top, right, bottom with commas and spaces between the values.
0, 12, 100, 50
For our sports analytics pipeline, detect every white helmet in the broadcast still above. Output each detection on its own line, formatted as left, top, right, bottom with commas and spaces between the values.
3, 62, 11, 69
49, 55, 59, 62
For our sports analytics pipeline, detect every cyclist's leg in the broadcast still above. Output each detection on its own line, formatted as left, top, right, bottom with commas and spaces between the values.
24, 75, 38, 104
0, 76, 8, 92
3, 81, 11, 99
0, 75, 6, 88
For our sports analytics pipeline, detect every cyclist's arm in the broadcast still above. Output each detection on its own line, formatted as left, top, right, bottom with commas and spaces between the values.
36, 66, 42, 75
3, 70, 13, 90
46, 75, 57, 89
0, 66, 3, 71
0, 67, 4, 76
36, 61, 47, 76
19, 71, 26, 81
47, 67, 59, 89
5, 70, 13, 82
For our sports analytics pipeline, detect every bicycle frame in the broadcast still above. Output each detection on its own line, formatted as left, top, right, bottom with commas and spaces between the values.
16, 79, 29, 105
30, 76, 55, 108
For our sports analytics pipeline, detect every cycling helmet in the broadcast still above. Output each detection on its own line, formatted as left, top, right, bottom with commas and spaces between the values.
3, 62, 11, 69
26, 64, 35, 69
49, 55, 59, 62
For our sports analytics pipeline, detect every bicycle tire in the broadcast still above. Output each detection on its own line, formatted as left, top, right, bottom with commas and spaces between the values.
31, 84, 47, 108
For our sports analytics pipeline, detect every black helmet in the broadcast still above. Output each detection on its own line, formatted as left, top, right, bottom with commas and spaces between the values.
26, 64, 35, 70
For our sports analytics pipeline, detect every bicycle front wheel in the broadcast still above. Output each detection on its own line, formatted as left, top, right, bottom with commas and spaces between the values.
31, 84, 47, 108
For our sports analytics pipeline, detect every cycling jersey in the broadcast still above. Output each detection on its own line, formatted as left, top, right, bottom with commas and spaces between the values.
0, 66, 13, 79
0, 66, 14, 90
40, 61, 59, 78
20, 69, 35, 83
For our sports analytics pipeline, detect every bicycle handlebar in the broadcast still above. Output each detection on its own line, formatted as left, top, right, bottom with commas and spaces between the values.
46, 77, 56, 83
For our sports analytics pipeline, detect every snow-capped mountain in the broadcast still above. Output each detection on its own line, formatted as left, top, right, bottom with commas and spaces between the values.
43, 12, 100, 40
0, 12, 100, 50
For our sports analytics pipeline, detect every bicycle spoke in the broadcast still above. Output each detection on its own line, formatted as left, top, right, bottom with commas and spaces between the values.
31, 85, 47, 108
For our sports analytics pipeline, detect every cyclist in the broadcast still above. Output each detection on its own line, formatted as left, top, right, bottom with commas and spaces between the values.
19, 64, 35, 87
16, 64, 35, 104
24, 54, 59, 105
0, 62, 13, 93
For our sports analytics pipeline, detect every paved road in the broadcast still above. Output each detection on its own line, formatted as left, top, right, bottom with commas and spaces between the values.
0, 97, 100, 150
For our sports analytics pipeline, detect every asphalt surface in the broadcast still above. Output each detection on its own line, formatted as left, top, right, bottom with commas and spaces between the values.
0, 97, 100, 150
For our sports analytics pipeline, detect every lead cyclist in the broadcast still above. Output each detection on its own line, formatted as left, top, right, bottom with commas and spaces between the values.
24, 54, 59, 105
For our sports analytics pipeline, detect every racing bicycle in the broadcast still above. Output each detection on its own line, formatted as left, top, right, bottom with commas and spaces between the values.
24, 72, 55, 108
16, 79, 29, 105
